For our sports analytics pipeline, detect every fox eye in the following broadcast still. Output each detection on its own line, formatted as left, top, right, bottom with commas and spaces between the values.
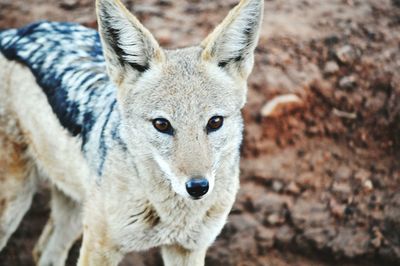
153, 118, 173, 135
207, 116, 224, 133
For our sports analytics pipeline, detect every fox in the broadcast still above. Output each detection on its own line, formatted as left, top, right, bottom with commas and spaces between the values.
0, 0, 263, 265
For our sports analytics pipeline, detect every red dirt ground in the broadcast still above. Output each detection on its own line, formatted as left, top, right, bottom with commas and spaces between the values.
0, 0, 400, 265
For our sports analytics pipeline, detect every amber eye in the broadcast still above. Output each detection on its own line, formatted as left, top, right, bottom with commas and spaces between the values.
207, 116, 224, 133
153, 118, 173, 135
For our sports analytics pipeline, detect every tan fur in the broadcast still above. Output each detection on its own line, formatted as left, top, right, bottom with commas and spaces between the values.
0, 55, 38, 251
0, 0, 263, 265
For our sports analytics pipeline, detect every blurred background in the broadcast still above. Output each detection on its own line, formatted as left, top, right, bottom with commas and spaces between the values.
1, 0, 400, 265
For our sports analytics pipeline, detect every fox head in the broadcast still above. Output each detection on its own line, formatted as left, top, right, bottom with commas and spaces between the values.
96, 0, 263, 200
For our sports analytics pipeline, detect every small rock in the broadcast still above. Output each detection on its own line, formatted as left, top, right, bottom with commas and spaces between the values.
332, 108, 357, 119
228, 214, 259, 233
336, 45, 358, 64
354, 169, 371, 182
365, 91, 386, 113
363, 179, 373, 192
286, 181, 301, 195
275, 225, 295, 246
332, 181, 352, 195
330, 198, 346, 218
339, 75, 357, 90
303, 227, 334, 250
291, 200, 331, 229
260, 94, 304, 118
330, 228, 370, 258
256, 226, 275, 249
297, 172, 315, 187
371, 227, 383, 248
230, 230, 258, 257
323, 61, 339, 74
334, 165, 352, 180
157, 0, 173, 6
252, 192, 290, 217
59, 0, 79, 10
266, 213, 284, 225
312, 80, 334, 99
272, 180, 284, 192
324, 35, 340, 46
371, 237, 382, 249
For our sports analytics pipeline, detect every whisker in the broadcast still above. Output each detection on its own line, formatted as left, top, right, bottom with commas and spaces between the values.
129, 209, 146, 218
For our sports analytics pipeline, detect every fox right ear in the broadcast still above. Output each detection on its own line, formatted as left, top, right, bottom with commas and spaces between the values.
96, 0, 164, 86
201, 0, 263, 80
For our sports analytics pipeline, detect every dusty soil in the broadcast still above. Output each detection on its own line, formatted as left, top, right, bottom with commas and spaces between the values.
1, 0, 400, 265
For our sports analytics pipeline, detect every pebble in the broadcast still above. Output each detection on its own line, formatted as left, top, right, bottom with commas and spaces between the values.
355, 169, 371, 181
260, 94, 304, 118
286, 181, 301, 195
334, 165, 352, 180
330, 228, 370, 258
339, 75, 357, 90
256, 226, 275, 248
59, 0, 79, 10
371, 227, 383, 248
323, 61, 339, 74
275, 225, 295, 246
330, 198, 346, 218
336, 45, 358, 64
363, 180, 373, 192
266, 213, 284, 225
272, 180, 284, 192
291, 200, 331, 229
332, 181, 352, 195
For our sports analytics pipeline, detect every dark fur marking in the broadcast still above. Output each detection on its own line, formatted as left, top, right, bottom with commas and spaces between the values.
110, 122, 128, 152
128, 62, 149, 73
142, 207, 160, 227
100, 11, 149, 73
0, 21, 115, 148
218, 55, 242, 68
151, 216, 160, 227
130, 209, 147, 218
143, 210, 153, 221
97, 99, 117, 176
0, 198, 7, 216
127, 219, 138, 226
218, 61, 228, 68
146, 214, 160, 227
216, 11, 259, 69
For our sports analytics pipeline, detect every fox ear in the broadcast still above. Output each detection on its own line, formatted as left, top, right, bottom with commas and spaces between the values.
96, 0, 164, 86
201, 0, 263, 80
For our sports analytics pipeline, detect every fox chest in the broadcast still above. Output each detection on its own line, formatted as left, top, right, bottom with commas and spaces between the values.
112, 202, 226, 253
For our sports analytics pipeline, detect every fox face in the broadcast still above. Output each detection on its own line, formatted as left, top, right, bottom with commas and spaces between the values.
116, 48, 246, 199
96, 0, 263, 200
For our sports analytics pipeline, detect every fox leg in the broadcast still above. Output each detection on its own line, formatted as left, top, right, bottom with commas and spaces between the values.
77, 233, 123, 266
161, 245, 207, 266
0, 171, 37, 251
33, 187, 82, 266
0, 134, 37, 251
77, 196, 123, 266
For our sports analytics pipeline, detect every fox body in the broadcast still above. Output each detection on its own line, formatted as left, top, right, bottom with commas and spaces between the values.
0, 0, 263, 265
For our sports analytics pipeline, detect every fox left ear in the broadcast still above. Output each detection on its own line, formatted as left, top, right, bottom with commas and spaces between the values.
96, 0, 164, 87
201, 0, 264, 80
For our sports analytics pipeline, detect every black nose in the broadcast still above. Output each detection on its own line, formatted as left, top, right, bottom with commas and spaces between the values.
185, 178, 209, 199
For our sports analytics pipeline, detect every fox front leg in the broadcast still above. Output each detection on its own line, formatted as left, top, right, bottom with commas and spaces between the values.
77, 227, 123, 266
77, 199, 123, 266
161, 245, 207, 266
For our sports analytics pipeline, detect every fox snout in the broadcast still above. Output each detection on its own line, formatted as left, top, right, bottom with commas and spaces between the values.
185, 177, 209, 199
